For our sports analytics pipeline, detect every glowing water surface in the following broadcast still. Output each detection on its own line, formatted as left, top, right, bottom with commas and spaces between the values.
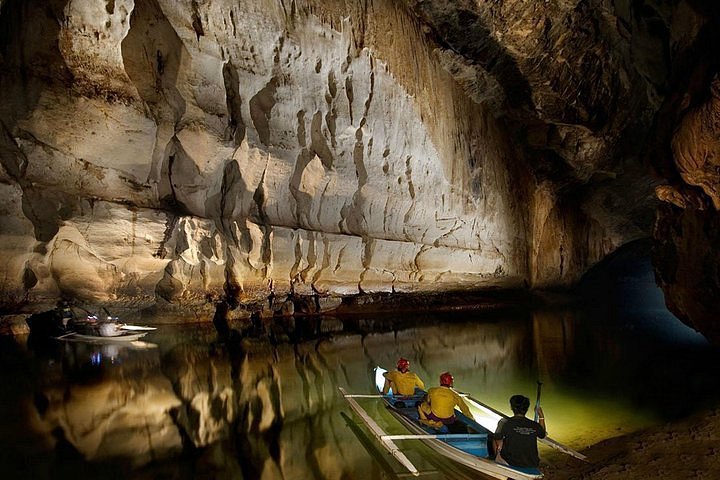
2, 296, 718, 480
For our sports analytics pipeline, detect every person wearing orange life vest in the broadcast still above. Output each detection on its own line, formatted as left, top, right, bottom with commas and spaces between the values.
382, 358, 425, 396
418, 372, 474, 429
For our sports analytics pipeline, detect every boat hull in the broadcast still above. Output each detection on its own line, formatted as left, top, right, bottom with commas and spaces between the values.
58, 332, 148, 343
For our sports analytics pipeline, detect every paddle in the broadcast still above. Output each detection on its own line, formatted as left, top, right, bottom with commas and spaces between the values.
74, 304, 92, 316
534, 380, 542, 423
102, 306, 117, 321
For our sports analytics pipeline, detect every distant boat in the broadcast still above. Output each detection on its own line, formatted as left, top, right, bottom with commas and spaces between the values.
56, 313, 157, 343
27, 306, 157, 342
56, 331, 148, 343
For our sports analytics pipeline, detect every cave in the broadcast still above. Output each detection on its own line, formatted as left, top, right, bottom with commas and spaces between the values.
1, 1, 720, 479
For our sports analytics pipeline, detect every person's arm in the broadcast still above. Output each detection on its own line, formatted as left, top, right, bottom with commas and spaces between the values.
415, 374, 425, 390
494, 439, 505, 459
494, 418, 507, 460
455, 393, 473, 419
535, 406, 547, 437
382, 372, 392, 395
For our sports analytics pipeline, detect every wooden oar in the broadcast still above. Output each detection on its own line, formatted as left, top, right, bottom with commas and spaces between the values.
534, 381, 542, 422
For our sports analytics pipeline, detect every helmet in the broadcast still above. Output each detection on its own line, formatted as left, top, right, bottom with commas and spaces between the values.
397, 358, 410, 371
440, 372, 454, 387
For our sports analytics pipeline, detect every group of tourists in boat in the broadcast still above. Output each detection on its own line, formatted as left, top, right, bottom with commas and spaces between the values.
340, 357, 585, 479
383, 358, 547, 470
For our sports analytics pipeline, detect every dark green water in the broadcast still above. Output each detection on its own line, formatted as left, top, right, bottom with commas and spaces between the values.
1, 258, 719, 479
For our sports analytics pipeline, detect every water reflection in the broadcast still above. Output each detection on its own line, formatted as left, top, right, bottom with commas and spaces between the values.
2, 305, 719, 479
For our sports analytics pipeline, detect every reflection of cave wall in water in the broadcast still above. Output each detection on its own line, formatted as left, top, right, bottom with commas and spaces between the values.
162, 320, 534, 477
29, 319, 542, 476
30, 343, 183, 467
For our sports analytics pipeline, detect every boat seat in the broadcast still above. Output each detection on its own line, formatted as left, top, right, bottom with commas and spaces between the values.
387, 394, 424, 408
448, 438, 489, 458
394, 406, 420, 419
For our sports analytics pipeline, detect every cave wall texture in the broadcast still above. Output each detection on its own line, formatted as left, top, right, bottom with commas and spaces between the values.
0, 0, 718, 337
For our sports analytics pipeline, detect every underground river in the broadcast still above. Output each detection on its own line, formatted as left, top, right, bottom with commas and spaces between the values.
1, 260, 719, 479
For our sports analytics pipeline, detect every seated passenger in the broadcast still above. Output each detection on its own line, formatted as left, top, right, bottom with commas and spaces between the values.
382, 358, 425, 396
493, 394, 547, 468
418, 372, 474, 429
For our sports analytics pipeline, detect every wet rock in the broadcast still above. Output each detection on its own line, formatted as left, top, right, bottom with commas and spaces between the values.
0, 314, 30, 336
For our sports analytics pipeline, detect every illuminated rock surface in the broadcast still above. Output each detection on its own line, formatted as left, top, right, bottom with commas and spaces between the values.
0, 1, 718, 339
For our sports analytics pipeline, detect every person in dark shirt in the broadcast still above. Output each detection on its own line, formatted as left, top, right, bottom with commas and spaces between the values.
493, 394, 547, 468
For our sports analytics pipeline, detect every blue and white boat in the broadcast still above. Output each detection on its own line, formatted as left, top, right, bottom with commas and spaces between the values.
339, 366, 585, 478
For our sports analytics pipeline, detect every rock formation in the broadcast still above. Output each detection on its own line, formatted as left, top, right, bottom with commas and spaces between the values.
0, 1, 718, 338
0, 0, 535, 317
654, 75, 720, 342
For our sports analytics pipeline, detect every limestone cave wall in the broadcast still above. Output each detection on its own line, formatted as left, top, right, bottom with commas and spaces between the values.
0, 0, 539, 316
0, 0, 717, 334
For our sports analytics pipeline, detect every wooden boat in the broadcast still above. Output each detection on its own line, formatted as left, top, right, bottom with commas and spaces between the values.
55, 315, 156, 343
56, 331, 148, 343
339, 367, 586, 478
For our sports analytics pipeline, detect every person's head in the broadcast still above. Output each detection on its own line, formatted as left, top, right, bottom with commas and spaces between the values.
396, 357, 410, 373
439, 371, 454, 387
510, 394, 530, 415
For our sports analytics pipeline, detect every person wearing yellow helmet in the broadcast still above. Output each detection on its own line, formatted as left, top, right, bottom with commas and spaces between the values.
382, 358, 425, 396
